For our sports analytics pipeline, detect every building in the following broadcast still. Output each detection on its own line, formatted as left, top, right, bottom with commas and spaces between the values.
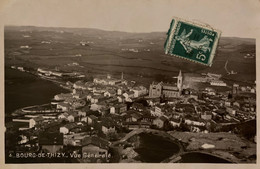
149, 70, 183, 98
226, 107, 236, 116
104, 89, 117, 97
57, 102, 70, 111
210, 80, 227, 86
91, 95, 106, 104
150, 106, 165, 117
110, 104, 127, 114
90, 103, 106, 111
162, 84, 180, 98
201, 111, 212, 120
101, 120, 116, 135
58, 112, 69, 120
81, 136, 110, 160
60, 123, 77, 134
67, 112, 79, 122
233, 83, 239, 95
39, 132, 63, 153
153, 116, 168, 128
93, 74, 123, 86
54, 93, 72, 101
149, 82, 163, 98
125, 112, 142, 122
73, 81, 87, 90
130, 86, 148, 98
81, 115, 98, 125
12, 116, 44, 130
169, 118, 181, 127
30, 116, 44, 128
123, 91, 135, 99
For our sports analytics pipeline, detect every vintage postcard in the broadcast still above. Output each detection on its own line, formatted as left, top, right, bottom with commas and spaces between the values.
0, 0, 259, 169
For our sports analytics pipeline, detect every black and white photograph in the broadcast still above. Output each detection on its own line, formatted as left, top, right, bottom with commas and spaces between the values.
0, 0, 259, 167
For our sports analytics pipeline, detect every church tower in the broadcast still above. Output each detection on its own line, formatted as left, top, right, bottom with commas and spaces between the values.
177, 70, 183, 92
121, 72, 124, 80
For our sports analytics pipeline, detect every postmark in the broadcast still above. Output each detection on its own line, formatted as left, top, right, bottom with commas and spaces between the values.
164, 17, 221, 66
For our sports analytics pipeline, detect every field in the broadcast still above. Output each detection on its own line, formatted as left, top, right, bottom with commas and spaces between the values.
4, 26, 256, 87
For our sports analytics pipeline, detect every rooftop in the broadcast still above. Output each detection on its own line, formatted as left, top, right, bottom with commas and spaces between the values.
81, 136, 110, 149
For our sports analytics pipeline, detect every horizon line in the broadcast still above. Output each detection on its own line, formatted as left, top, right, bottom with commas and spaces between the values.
4, 24, 256, 39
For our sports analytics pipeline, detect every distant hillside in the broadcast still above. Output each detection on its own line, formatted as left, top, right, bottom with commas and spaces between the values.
4, 26, 256, 85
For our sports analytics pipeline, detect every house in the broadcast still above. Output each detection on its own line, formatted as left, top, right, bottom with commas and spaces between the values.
131, 86, 148, 98
224, 101, 232, 107
81, 136, 110, 160
122, 91, 134, 101
90, 103, 105, 111
233, 101, 240, 108
104, 89, 117, 97
67, 112, 79, 122
117, 96, 123, 103
140, 114, 155, 123
150, 106, 165, 117
169, 118, 181, 127
73, 92, 85, 99
58, 112, 69, 120
66, 81, 74, 87
29, 116, 44, 128
104, 97, 118, 104
122, 95, 132, 102
101, 121, 116, 135
108, 79, 122, 86
130, 102, 146, 112
110, 104, 127, 114
39, 132, 63, 153
201, 111, 212, 120
60, 123, 78, 134
18, 135, 29, 145
54, 93, 72, 101
78, 109, 88, 117
93, 77, 107, 85
184, 119, 205, 126
147, 98, 160, 106
73, 81, 87, 90
117, 88, 123, 95
123, 121, 151, 130
125, 112, 142, 122
126, 91, 135, 98
153, 116, 168, 128
226, 107, 236, 116
91, 95, 106, 104
84, 82, 95, 90
86, 93, 93, 101
57, 102, 70, 111
99, 106, 110, 116
93, 86, 107, 94
164, 111, 173, 119
81, 115, 98, 125
64, 133, 87, 146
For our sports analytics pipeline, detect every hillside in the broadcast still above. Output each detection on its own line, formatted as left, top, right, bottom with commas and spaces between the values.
4, 26, 256, 86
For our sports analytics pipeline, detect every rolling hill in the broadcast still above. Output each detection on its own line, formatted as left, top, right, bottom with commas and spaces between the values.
4, 26, 256, 86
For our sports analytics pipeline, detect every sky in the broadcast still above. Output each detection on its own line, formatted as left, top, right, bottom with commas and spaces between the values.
1, 0, 260, 38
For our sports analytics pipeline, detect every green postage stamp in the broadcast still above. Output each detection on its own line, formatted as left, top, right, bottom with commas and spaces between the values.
164, 17, 221, 66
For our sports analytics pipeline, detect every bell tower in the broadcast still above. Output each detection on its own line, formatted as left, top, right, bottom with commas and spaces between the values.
177, 70, 183, 92
121, 72, 124, 80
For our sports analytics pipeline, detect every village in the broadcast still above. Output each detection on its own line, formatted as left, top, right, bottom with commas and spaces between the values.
5, 68, 256, 163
